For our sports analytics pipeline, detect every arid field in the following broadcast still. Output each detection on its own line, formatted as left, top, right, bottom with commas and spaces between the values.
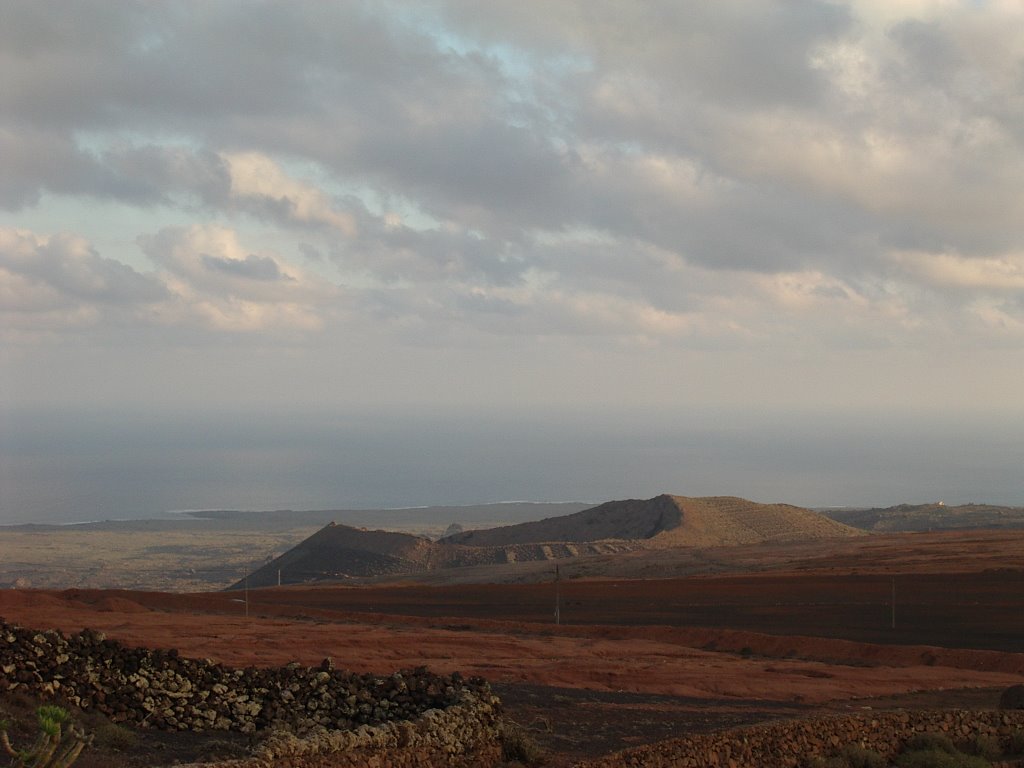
3, 527, 1024, 765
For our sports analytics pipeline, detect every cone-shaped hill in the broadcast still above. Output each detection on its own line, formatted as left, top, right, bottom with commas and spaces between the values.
230, 495, 861, 588
234, 523, 438, 588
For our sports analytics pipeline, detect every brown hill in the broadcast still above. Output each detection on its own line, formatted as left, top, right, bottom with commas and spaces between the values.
233, 521, 637, 587
443, 494, 858, 548
233, 523, 438, 588
234, 495, 860, 588
442, 495, 682, 546
651, 495, 860, 547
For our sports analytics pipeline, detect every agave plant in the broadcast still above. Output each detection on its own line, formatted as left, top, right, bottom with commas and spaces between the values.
0, 705, 91, 768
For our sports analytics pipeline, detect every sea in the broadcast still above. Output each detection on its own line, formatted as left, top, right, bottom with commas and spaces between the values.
1, 406, 1021, 526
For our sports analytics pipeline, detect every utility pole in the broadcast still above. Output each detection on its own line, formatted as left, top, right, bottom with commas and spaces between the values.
891, 576, 896, 630
554, 565, 561, 626
244, 572, 249, 619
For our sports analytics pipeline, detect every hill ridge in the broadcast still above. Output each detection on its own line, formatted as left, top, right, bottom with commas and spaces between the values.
441, 494, 683, 547
233, 494, 860, 588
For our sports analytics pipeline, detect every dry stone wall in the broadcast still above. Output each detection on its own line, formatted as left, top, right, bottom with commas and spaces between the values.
0, 618, 496, 739
579, 709, 1024, 768
174, 694, 502, 768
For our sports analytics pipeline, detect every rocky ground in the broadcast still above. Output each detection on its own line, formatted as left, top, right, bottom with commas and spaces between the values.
3, 529, 1024, 764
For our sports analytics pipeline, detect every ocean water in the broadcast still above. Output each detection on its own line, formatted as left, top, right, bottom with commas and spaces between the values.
1, 407, 1021, 525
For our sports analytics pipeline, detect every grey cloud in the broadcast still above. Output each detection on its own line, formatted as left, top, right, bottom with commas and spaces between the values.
101, 145, 231, 206
1, 2, 494, 136
336, 213, 527, 286
3, 0, 856, 248
355, 121, 577, 233
705, 1, 852, 108
436, 0, 852, 108
888, 19, 963, 90
201, 253, 286, 282
0, 0, 144, 128
606, 1, 850, 110
0, 229, 166, 312
1, 3, 543, 219
1, 2, 310, 130
526, 237, 698, 315
139, 224, 341, 312
0, 129, 103, 209
541, 151, 878, 275
298, 243, 325, 262
3, 1, 1024, 352
0, 225, 350, 339
31, 241, 166, 305
0, 130, 229, 211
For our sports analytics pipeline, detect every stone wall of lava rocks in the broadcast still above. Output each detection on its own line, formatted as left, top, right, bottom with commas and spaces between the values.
581, 708, 1024, 768
0, 618, 500, 759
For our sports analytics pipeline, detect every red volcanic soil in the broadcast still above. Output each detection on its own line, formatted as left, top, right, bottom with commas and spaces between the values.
3, 568, 1024, 705
5, 535, 1024, 763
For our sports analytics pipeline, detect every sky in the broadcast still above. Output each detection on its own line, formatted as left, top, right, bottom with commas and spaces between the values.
2, 1, 1023, 520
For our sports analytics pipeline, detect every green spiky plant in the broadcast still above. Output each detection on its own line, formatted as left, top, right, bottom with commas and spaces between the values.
0, 705, 91, 768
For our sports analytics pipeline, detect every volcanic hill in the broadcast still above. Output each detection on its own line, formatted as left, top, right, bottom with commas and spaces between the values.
233, 494, 860, 588
444, 494, 857, 548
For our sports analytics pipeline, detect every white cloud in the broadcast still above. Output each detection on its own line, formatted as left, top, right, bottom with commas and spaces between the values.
222, 153, 358, 236
890, 250, 1024, 291
969, 300, 1024, 336
0, 228, 165, 337
140, 225, 343, 333
0, 224, 347, 339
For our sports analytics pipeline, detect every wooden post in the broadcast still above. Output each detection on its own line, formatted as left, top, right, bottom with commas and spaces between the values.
554, 565, 561, 626
891, 576, 896, 630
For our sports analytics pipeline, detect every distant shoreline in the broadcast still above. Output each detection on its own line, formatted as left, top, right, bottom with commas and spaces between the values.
0, 500, 597, 531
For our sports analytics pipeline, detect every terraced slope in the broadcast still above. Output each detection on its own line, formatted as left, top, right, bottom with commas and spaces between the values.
651, 496, 861, 548
234, 521, 639, 586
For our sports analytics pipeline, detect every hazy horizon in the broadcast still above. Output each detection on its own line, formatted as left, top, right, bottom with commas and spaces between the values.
2, 405, 1020, 526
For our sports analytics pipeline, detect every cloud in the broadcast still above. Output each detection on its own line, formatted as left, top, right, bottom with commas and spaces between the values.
0, 228, 165, 306
3, 0, 1024, 371
100, 144, 231, 207
0, 132, 232, 211
0, 227, 166, 337
201, 253, 285, 281
139, 224, 343, 332
5, 1, 1020, 266
222, 153, 358, 236
0, 224, 345, 339
890, 250, 1024, 291
0, 129, 107, 209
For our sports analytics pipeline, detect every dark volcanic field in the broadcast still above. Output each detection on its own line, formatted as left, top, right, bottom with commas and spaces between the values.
242, 570, 1024, 653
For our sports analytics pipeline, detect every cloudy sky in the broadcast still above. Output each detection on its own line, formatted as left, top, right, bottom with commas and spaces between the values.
2, 1, 1023, 518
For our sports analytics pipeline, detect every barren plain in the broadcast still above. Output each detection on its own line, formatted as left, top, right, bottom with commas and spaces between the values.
3, 526, 1024, 764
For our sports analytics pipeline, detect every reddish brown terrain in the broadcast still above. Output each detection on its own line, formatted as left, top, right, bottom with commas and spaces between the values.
4, 528, 1024, 764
